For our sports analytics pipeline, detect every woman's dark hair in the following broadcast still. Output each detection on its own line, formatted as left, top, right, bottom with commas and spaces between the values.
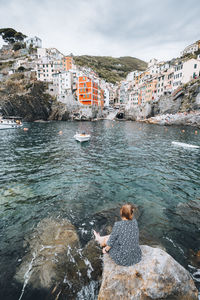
120, 203, 135, 220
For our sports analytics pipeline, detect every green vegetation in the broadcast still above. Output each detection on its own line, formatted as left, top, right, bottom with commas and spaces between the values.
0, 60, 14, 71
0, 28, 26, 44
12, 42, 26, 51
73, 55, 147, 83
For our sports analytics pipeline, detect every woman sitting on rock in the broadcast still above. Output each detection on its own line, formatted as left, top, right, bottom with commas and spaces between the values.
94, 203, 142, 266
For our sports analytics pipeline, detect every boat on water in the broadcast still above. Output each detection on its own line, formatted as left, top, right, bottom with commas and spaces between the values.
74, 132, 91, 142
0, 115, 23, 129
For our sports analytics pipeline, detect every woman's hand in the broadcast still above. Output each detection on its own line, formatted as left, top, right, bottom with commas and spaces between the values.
102, 246, 111, 254
102, 247, 107, 254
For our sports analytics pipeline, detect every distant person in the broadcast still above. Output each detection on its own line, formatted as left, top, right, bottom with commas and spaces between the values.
94, 203, 142, 266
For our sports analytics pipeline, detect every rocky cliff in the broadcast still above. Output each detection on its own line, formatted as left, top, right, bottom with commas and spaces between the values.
0, 73, 70, 121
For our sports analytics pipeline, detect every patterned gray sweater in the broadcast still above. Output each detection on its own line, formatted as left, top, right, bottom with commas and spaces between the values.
107, 218, 142, 266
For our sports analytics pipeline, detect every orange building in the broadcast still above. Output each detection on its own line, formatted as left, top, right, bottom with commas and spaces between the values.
77, 76, 103, 107
62, 56, 73, 71
145, 78, 157, 102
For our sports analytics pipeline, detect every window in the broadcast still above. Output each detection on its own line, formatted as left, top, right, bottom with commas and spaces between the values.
194, 64, 197, 69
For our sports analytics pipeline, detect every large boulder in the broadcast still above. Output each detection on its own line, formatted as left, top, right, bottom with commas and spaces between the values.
14, 218, 102, 299
98, 245, 198, 300
15, 218, 80, 290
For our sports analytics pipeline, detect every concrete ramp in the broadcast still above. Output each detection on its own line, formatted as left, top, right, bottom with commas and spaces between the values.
106, 110, 118, 120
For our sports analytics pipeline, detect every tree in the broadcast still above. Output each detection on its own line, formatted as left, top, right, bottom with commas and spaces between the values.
12, 42, 25, 51
0, 28, 27, 44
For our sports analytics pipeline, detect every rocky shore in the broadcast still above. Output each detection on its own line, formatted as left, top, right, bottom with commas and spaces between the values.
141, 111, 200, 127
11, 202, 200, 300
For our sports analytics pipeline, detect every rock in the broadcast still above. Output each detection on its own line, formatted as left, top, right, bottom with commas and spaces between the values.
14, 218, 104, 299
98, 245, 198, 300
15, 218, 80, 290
82, 240, 103, 281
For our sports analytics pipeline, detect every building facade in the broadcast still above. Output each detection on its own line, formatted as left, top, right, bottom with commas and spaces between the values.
26, 36, 42, 48
77, 76, 103, 107
62, 56, 73, 71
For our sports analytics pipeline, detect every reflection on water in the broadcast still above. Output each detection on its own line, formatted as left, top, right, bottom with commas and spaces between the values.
0, 121, 200, 299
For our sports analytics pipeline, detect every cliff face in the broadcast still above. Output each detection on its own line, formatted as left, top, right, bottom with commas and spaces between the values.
0, 74, 70, 121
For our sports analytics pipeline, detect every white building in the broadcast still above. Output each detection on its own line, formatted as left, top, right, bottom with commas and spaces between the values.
104, 88, 110, 107
36, 58, 62, 82
37, 48, 64, 60
180, 40, 200, 57
26, 36, 42, 48
52, 71, 73, 103
173, 58, 200, 90
126, 70, 142, 82
119, 81, 129, 106
147, 59, 160, 76
108, 86, 117, 106
127, 89, 139, 109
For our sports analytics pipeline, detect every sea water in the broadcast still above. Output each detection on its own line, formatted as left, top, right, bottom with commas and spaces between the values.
0, 120, 199, 299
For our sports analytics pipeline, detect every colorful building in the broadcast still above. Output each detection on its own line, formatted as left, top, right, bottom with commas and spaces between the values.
77, 76, 103, 107
145, 78, 157, 102
62, 56, 73, 71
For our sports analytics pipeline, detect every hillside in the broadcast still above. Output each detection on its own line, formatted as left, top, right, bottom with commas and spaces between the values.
73, 55, 147, 84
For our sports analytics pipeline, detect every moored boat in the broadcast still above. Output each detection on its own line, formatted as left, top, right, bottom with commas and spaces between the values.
0, 115, 23, 129
74, 132, 91, 142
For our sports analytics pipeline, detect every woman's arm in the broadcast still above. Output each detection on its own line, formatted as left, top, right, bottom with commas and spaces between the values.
102, 222, 119, 254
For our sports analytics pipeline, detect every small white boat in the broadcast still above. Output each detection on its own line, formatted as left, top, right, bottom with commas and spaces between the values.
172, 141, 200, 149
0, 115, 23, 129
74, 132, 91, 142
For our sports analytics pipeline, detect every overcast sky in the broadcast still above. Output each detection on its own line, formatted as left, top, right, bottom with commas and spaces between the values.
0, 0, 200, 62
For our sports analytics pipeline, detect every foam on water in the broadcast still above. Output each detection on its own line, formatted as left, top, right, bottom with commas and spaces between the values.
172, 141, 200, 149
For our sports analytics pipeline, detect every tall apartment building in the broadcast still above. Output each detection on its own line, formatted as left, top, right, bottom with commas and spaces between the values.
36, 59, 62, 82
52, 71, 73, 103
62, 56, 73, 71
77, 76, 103, 107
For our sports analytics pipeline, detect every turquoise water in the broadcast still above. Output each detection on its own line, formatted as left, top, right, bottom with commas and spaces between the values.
0, 120, 200, 299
